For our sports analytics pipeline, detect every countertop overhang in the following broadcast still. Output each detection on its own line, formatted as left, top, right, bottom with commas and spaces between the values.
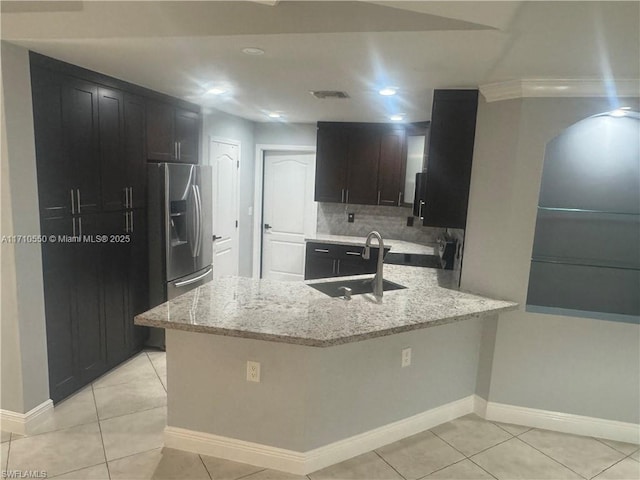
135, 263, 517, 347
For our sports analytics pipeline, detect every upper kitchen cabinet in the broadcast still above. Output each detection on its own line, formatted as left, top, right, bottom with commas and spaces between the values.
99, 89, 148, 211
422, 90, 478, 229
377, 127, 407, 206
31, 66, 101, 217
146, 100, 201, 164
314, 123, 349, 202
314, 122, 407, 206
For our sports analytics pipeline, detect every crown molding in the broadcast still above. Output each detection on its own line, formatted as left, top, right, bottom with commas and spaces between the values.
480, 79, 640, 103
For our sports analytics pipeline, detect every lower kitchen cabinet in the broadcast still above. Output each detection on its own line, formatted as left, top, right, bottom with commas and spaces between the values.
304, 242, 389, 280
41, 211, 148, 403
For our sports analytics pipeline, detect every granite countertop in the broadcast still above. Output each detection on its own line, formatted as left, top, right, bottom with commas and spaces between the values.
305, 233, 435, 255
135, 265, 517, 347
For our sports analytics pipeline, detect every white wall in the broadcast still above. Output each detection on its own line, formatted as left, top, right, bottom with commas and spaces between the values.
254, 122, 316, 147
462, 95, 640, 423
0, 41, 50, 413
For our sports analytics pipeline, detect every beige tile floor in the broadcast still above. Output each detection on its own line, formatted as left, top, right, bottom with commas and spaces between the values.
1, 351, 638, 480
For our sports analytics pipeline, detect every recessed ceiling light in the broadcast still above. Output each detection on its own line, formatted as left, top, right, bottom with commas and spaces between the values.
206, 87, 227, 95
379, 87, 398, 96
389, 114, 405, 121
268, 112, 282, 118
242, 47, 265, 56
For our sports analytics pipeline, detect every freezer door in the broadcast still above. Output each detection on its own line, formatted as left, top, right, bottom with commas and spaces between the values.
167, 266, 213, 300
195, 165, 213, 272
166, 163, 198, 281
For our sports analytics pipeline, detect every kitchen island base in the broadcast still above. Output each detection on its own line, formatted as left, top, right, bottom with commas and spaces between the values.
163, 316, 497, 475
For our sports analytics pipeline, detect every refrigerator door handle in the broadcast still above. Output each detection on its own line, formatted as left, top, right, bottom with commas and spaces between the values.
190, 185, 200, 258
174, 267, 213, 287
194, 184, 203, 257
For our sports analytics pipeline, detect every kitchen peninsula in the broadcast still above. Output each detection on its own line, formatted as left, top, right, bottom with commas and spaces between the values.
135, 260, 517, 475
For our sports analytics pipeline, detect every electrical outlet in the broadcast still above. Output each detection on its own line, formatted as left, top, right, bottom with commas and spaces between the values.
348, 213, 355, 223
246, 361, 261, 382
401, 348, 412, 367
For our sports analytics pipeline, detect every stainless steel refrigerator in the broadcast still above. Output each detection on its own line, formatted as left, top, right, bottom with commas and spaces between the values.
147, 163, 213, 348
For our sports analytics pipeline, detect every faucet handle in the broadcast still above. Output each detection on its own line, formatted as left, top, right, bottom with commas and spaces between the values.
338, 286, 352, 300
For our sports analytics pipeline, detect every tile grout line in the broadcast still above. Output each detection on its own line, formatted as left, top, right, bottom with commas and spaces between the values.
46, 460, 107, 479
373, 449, 409, 480
91, 384, 112, 480
98, 403, 167, 424
489, 421, 533, 437
512, 435, 589, 480
234, 468, 268, 480
413, 457, 496, 480
591, 436, 640, 457
146, 351, 167, 393
197, 454, 214, 480
586, 454, 638, 480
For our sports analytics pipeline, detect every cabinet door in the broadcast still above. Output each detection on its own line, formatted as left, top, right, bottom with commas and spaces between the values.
423, 90, 478, 229
346, 126, 380, 205
73, 214, 107, 384
40, 216, 78, 403
128, 209, 149, 349
175, 109, 200, 164
99, 87, 126, 211
63, 78, 101, 214
146, 100, 175, 161
31, 67, 74, 218
305, 256, 336, 280
101, 211, 131, 365
315, 123, 348, 202
377, 128, 406, 206
124, 94, 147, 209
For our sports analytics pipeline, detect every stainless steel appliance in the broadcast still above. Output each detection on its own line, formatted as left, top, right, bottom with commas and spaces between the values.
147, 163, 213, 348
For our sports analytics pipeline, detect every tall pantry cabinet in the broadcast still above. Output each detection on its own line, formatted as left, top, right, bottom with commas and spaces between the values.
29, 54, 156, 402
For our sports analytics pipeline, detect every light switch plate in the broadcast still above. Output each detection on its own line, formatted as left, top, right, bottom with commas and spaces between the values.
247, 361, 261, 382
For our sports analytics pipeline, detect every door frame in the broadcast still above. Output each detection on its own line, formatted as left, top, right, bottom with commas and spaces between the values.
252, 144, 317, 279
209, 136, 242, 276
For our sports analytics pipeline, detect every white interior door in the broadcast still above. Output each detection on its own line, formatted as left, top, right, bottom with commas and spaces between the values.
210, 139, 240, 278
262, 152, 316, 281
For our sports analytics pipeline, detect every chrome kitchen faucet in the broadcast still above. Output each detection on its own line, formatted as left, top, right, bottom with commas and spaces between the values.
362, 231, 385, 299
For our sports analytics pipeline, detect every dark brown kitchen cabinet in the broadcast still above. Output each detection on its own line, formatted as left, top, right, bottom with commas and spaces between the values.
422, 90, 479, 229
31, 67, 101, 218
146, 100, 200, 163
314, 122, 406, 206
378, 128, 407, 206
304, 242, 389, 280
315, 124, 349, 202
30, 53, 159, 403
346, 126, 380, 205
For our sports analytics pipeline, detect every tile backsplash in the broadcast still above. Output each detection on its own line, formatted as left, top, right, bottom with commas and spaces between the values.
316, 202, 444, 244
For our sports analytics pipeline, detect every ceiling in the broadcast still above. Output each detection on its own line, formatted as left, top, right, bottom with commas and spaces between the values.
2, 1, 639, 123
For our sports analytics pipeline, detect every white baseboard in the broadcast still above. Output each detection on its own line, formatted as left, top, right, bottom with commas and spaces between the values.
165, 395, 639, 475
165, 395, 475, 475
0, 399, 53, 435
480, 397, 640, 445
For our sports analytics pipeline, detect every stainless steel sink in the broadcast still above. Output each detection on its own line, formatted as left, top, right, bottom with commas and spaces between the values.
307, 278, 406, 298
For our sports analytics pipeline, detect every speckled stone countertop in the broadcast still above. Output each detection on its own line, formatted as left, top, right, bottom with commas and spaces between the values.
306, 234, 435, 255
135, 265, 517, 347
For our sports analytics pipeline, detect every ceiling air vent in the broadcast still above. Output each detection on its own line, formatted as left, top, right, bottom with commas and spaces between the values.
310, 90, 350, 99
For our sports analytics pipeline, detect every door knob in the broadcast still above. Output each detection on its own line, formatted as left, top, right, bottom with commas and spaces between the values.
212, 235, 222, 241
264, 224, 272, 230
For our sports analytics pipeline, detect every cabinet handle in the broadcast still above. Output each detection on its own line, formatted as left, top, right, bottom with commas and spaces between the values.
76, 189, 81, 214
398, 191, 402, 206
125, 211, 129, 233
341, 188, 345, 203
78, 217, 82, 237
70, 190, 75, 214
336, 259, 341, 275
314, 248, 330, 253
331, 259, 336, 275
129, 187, 133, 209
346, 189, 349, 203
174, 142, 178, 159
377, 191, 381, 205
72, 217, 76, 237
345, 251, 361, 256
124, 187, 129, 209
130, 211, 134, 233
419, 200, 425, 219
178, 142, 181, 160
